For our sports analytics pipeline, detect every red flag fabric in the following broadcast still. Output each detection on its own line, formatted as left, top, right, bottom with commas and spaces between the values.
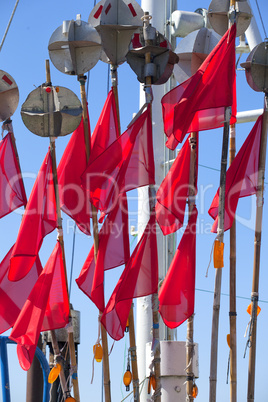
81, 104, 155, 215
9, 151, 57, 282
0, 132, 27, 217
156, 134, 198, 235
0, 246, 42, 334
162, 24, 237, 149
101, 213, 158, 341
209, 115, 263, 233
76, 194, 130, 312
9, 242, 69, 371
159, 207, 197, 328
58, 90, 119, 234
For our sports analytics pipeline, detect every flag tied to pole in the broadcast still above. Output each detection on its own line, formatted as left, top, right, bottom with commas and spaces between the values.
81, 104, 155, 216
156, 134, 198, 235
9, 151, 57, 282
58, 89, 119, 234
159, 207, 197, 328
10, 241, 69, 371
162, 24, 237, 149
76, 194, 130, 312
0, 246, 42, 334
209, 114, 263, 232
0, 133, 27, 217
101, 213, 158, 341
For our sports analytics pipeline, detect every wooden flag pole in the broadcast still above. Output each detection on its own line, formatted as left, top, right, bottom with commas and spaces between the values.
247, 95, 268, 402
229, 123, 237, 402
45, 60, 80, 401
142, 11, 161, 402
78, 75, 111, 402
110, 64, 140, 401
209, 107, 232, 402
186, 132, 197, 401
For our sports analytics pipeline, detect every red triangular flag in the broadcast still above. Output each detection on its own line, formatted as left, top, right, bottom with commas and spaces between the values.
9, 242, 69, 370
209, 114, 263, 233
9, 151, 57, 281
0, 246, 42, 334
76, 194, 130, 312
58, 90, 119, 234
101, 213, 158, 341
81, 104, 155, 215
162, 24, 236, 149
156, 134, 198, 234
0, 132, 27, 217
159, 207, 198, 328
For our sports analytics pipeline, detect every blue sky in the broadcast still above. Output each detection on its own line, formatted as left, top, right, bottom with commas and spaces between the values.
0, 0, 268, 401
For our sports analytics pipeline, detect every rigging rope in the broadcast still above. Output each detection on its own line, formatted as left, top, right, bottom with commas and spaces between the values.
254, 0, 267, 39
68, 225, 76, 299
0, 0, 20, 53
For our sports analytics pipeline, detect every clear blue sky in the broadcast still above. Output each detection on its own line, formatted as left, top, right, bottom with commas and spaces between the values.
0, 0, 268, 401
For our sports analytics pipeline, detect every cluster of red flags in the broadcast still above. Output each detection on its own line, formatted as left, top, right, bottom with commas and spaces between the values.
0, 20, 264, 377
161, 23, 237, 149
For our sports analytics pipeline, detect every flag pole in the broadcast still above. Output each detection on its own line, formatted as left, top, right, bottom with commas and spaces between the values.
77, 74, 111, 402
209, 106, 232, 402
45, 59, 80, 402
247, 94, 268, 402
229, 123, 237, 402
110, 63, 140, 401
143, 11, 161, 402
186, 131, 197, 401
209, 2, 236, 399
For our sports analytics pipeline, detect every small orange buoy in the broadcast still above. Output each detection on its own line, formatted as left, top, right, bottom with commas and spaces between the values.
48, 363, 61, 384
147, 373, 156, 393
247, 303, 261, 316
93, 342, 103, 363
191, 383, 198, 398
213, 239, 224, 268
65, 397, 76, 402
227, 334, 231, 348
123, 364, 132, 391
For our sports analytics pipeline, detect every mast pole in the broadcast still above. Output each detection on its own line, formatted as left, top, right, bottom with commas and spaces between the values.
186, 132, 197, 402
229, 123, 237, 402
45, 60, 80, 401
247, 94, 268, 402
78, 74, 111, 402
209, 2, 236, 399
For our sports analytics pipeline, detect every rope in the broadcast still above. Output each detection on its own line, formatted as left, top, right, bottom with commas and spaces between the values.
205, 238, 215, 277
69, 225, 76, 298
0, 0, 20, 52
254, 0, 267, 39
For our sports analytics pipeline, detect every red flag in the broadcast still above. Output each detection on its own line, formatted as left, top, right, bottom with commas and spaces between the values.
209, 115, 263, 233
156, 134, 198, 235
76, 194, 130, 312
162, 24, 236, 149
9, 242, 69, 370
58, 90, 119, 234
0, 132, 27, 217
9, 151, 57, 282
101, 213, 158, 341
81, 105, 155, 215
159, 207, 197, 328
0, 246, 42, 334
